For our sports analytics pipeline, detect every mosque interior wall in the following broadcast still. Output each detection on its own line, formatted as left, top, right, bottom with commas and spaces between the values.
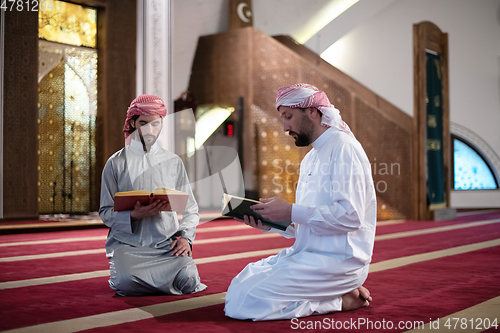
322, 0, 500, 208
174, 0, 500, 210
3, 0, 499, 219
189, 27, 416, 220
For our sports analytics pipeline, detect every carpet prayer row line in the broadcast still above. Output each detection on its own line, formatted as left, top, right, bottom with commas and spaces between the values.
1, 212, 499, 332
3, 241, 499, 332
1, 218, 500, 284
2, 215, 500, 259
1, 210, 499, 245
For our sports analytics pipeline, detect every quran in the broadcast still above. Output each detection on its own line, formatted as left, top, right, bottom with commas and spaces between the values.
114, 188, 188, 212
222, 193, 292, 231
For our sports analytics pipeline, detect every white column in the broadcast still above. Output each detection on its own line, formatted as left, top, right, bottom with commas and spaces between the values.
136, 0, 174, 152
0, 9, 5, 219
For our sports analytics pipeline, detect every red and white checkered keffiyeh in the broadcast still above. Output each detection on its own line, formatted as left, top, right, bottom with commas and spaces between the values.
276, 83, 354, 137
123, 94, 167, 145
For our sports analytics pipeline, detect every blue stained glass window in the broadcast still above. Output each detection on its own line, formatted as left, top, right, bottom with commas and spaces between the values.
454, 138, 498, 190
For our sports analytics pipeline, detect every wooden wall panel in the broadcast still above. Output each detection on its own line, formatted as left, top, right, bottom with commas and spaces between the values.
95, 0, 137, 212
3, 10, 39, 219
355, 98, 412, 219
300, 65, 354, 131
413, 21, 450, 220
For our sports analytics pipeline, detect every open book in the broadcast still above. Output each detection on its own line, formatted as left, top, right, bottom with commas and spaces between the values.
114, 188, 189, 212
221, 193, 292, 231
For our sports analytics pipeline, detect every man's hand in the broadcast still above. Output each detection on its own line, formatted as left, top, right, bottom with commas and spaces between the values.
235, 215, 271, 231
130, 200, 170, 220
169, 238, 192, 257
250, 197, 292, 222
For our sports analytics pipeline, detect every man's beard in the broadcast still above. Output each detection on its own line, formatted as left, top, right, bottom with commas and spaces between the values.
289, 115, 314, 147
133, 130, 159, 148
289, 131, 310, 147
142, 134, 158, 146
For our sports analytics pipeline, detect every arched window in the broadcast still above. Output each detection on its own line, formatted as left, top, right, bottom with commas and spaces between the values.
453, 136, 499, 190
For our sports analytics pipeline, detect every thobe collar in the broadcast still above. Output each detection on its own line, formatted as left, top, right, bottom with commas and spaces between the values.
311, 127, 335, 150
129, 138, 160, 155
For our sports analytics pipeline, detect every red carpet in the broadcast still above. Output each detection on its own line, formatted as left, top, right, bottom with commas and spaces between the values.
0, 211, 499, 332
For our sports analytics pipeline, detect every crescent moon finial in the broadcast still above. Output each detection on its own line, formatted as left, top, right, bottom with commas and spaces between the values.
237, 3, 251, 23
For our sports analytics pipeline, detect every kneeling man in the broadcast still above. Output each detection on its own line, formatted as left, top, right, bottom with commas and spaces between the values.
99, 94, 206, 296
224, 84, 376, 320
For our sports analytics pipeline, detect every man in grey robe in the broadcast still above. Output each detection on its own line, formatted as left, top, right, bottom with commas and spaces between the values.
99, 94, 207, 296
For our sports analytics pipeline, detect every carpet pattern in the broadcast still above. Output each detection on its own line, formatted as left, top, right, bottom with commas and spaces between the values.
0, 211, 499, 332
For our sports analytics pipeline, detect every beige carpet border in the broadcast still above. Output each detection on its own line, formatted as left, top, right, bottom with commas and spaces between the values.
405, 296, 500, 333
374, 218, 500, 241
0, 248, 286, 290
2, 218, 499, 262
0, 234, 283, 262
3, 293, 227, 333
4, 217, 498, 248
369, 239, 500, 273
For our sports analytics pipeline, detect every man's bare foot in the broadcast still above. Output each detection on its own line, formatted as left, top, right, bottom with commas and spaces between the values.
341, 286, 372, 311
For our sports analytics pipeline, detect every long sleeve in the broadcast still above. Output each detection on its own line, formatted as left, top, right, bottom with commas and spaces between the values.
175, 160, 199, 243
292, 142, 373, 236
263, 223, 296, 239
99, 158, 133, 234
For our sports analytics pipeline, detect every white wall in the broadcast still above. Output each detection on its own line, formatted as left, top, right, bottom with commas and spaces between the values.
451, 190, 500, 209
322, 0, 500, 161
322, 0, 500, 208
172, 0, 229, 99
252, 0, 334, 43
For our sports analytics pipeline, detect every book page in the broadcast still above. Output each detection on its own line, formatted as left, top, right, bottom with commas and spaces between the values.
153, 188, 187, 195
222, 193, 230, 211
225, 194, 261, 204
115, 190, 151, 197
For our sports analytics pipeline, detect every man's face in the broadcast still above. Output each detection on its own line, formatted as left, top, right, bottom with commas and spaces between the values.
132, 115, 163, 146
278, 106, 314, 147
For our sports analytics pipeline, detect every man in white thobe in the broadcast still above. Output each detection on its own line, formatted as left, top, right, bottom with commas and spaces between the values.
224, 83, 376, 321
99, 94, 207, 296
